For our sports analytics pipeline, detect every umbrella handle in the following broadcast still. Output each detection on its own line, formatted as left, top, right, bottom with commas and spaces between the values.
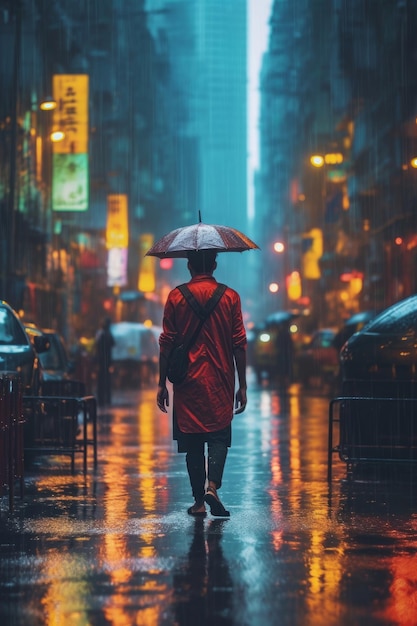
198, 210, 202, 223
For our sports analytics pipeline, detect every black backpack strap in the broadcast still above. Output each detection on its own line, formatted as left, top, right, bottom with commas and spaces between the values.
177, 283, 227, 349
203, 283, 227, 317
178, 283, 227, 320
177, 284, 206, 320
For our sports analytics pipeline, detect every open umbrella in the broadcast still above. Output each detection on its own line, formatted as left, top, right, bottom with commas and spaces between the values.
265, 311, 300, 326
118, 290, 145, 303
111, 322, 159, 363
344, 310, 378, 327
145, 218, 259, 258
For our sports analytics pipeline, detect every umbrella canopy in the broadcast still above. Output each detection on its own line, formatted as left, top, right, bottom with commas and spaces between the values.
344, 310, 377, 327
145, 221, 259, 258
111, 322, 159, 363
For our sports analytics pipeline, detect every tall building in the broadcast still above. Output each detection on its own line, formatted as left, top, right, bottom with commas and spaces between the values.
257, 0, 417, 327
0, 0, 252, 333
195, 2, 247, 232
148, 0, 249, 301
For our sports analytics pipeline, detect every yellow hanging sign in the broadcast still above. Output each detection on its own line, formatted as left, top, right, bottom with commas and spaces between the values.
106, 194, 129, 249
52, 74, 89, 211
138, 234, 156, 293
301, 228, 323, 280
52, 74, 89, 154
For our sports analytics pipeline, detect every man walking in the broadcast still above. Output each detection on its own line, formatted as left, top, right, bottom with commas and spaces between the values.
157, 250, 247, 517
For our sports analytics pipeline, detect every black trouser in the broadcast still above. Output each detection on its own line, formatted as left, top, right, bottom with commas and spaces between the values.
182, 426, 231, 502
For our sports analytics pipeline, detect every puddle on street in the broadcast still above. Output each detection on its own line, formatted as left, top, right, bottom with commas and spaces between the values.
2, 388, 417, 625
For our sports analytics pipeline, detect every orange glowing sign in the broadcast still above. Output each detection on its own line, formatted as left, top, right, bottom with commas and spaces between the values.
286, 271, 302, 301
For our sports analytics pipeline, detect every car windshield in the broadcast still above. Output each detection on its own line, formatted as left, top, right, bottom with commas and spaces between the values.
365, 297, 417, 334
39, 334, 67, 370
0, 307, 28, 346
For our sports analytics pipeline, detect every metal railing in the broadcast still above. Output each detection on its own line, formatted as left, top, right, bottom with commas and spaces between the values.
328, 384, 417, 481
0, 375, 25, 511
23, 379, 97, 474
1, 375, 98, 511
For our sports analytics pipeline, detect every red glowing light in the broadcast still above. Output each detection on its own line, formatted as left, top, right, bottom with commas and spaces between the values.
160, 258, 173, 270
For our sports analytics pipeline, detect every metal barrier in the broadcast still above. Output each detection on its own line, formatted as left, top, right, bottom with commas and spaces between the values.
0, 376, 24, 511
23, 380, 97, 474
328, 394, 417, 481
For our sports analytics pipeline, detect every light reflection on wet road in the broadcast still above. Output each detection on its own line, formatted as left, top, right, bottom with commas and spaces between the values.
1, 379, 417, 625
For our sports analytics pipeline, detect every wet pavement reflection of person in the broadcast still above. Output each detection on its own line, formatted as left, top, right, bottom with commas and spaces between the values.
173, 518, 233, 625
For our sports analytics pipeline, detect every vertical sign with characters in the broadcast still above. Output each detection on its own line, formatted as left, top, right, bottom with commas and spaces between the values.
106, 194, 129, 287
52, 74, 89, 211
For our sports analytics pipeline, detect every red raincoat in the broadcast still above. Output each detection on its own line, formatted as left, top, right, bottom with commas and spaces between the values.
159, 274, 246, 434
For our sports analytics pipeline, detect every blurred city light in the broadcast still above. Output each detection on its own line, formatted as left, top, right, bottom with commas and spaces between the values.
39, 96, 57, 111
310, 154, 325, 167
259, 332, 271, 343
286, 271, 301, 301
50, 130, 65, 142
160, 258, 173, 270
310, 153, 343, 167
324, 152, 343, 164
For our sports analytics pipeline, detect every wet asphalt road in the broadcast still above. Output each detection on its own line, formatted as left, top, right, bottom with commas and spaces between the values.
1, 374, 417, 626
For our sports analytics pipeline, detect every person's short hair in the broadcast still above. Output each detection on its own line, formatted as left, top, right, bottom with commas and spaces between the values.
187, 250, 217, 273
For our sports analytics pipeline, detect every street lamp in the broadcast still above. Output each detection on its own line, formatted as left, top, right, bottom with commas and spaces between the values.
310, 153, 344, 167
273, 241, 285, 253
39, 95, 57, 111
310, 154, 325, 168
272, 237, 290, 308
50, 129, 65, 143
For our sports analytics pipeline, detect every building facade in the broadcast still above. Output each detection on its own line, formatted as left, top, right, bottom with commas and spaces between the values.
257, 0, 417, 328
0, 0, 250, 338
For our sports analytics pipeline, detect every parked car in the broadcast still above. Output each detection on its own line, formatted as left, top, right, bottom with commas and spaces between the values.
24, 324, 77, 390
111, 322, 160, 387
251, 312, 299, 384
296, 328, 339, 388
0, 301, 49, 394
340, 294, 417, 395
251, 324, 277, 383
39, 329, 74, 382
251, 324, 292, 384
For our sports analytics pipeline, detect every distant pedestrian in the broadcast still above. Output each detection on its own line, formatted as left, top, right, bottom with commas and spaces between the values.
274, 325, 294, 390
157, 250, 247, 518
95, 317, 115, 407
